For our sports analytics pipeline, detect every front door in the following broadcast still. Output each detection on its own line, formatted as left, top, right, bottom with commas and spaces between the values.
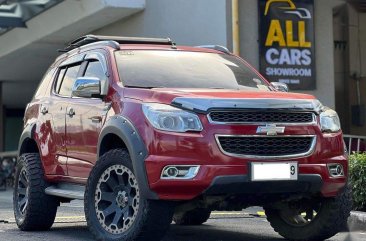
66, 57, 110, 178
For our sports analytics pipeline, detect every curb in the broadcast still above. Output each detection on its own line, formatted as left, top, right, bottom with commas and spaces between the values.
348, 211, 366, 231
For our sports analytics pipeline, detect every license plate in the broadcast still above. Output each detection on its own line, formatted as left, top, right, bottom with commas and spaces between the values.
251, 162, 298, 181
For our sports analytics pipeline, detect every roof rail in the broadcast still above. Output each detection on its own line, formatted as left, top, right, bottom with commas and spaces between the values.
62, 35, 175, 52
58, 40, 120, 53
196, 45, 231, 54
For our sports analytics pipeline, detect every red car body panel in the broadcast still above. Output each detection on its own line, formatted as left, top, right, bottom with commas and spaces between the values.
22, 44, 348, 201
119, 101, 347, 200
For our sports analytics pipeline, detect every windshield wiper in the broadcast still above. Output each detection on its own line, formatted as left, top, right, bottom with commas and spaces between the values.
124, 85, 154, 89
208, 87, 241, 90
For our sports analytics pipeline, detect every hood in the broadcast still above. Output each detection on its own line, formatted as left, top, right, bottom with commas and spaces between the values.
124, 88, 322, 113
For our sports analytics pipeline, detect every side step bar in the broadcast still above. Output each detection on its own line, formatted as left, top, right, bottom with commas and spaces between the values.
45, 183, 85, 200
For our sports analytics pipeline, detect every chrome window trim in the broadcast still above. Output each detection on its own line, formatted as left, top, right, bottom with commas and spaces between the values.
215, 134, 317, 160
207, 112, 317, 126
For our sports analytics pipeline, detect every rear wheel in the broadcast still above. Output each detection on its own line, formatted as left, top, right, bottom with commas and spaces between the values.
264, 185, 352, 241
85, 149, 174, 241
13, 153, 59, 231
173, 208, 211, 225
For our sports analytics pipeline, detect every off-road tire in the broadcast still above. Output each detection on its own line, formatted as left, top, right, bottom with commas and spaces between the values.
13, 153, 59, 231
173, 208, 211, 225
85, 148, 174, 241
264, 185, 352, 241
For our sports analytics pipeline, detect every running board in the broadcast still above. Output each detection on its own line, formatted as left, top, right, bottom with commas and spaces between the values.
45, 183, 85, 200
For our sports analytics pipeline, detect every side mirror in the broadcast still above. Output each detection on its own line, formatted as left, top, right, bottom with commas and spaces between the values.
72, 77, 101, 98
272, 82, 289, 92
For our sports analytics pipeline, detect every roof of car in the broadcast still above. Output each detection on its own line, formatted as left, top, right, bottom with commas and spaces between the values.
117, 44, 227, 54
60, 35, 230, 54
54, 35, 231, 65
60, 35, 174, 52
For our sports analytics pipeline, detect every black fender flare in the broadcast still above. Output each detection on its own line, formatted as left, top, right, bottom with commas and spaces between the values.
18, 123, 36, 156
97, 115, 158, 200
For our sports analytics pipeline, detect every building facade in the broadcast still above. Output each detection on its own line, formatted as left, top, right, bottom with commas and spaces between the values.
0, 0, 365, 151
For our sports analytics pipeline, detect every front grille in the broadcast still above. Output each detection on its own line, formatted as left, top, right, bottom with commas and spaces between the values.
209, 111, 314, 124
217, 136, 315, 157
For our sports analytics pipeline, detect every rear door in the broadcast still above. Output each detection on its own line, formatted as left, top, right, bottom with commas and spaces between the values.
48, 60, 84, 176
33, 67, 61, 176
66, 52, 111, 178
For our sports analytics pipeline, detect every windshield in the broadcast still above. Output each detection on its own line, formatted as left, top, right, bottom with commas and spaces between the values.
115, 50, 270, 90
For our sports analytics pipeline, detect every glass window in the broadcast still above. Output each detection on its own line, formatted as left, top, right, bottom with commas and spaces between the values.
84, 61, 105, 80
58, 64, 80, 96
55, 68, 66, 94
114, 50, 270, 91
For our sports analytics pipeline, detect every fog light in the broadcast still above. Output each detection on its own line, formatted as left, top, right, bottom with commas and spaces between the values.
327, 163, 344, 177
161, 165, 200, 179
164, 167, 179, 177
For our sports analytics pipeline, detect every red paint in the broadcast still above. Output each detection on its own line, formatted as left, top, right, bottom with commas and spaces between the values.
23, 43, 347, 200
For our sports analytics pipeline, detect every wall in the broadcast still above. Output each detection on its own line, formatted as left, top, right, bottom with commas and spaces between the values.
347, 5, 366, 135
333, 5, 349, 133
4, 117, 23, 151
93, 0, 228, 46
238, 0, 260, 68
237, 0, 344, 108
95, 0, 346, 109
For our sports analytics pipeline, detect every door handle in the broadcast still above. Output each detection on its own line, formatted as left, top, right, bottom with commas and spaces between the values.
67, 107, 75, 117
90, 116, 102, 123
40, 105, 48, 115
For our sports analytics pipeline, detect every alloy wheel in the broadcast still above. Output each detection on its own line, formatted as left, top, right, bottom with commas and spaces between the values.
17, 167, 29, 216
94, 165, 140, 234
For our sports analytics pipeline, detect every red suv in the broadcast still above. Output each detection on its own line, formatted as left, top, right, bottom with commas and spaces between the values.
14, 35, 351, 241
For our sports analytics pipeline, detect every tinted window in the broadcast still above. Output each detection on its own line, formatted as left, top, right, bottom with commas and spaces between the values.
115, 50, 270, 90
58, 64, 80, 96
84, 61, 105, 80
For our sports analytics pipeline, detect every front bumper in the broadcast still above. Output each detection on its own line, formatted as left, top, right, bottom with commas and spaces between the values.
204, 174, 322, 195
146, 155, 347, 200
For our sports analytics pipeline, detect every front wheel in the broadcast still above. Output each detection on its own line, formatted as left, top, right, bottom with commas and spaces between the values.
264, 185, 352, 241
85, 149, 174, 241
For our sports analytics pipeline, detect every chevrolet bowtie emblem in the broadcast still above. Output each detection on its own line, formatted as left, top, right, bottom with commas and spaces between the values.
256, 124, 285, 136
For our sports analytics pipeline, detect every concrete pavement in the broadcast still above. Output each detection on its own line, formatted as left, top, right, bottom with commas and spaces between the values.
1, 189, 365, 241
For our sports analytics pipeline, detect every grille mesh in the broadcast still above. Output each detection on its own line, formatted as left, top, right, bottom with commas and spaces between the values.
209, 111, 314, 123
217, 136, 314, 157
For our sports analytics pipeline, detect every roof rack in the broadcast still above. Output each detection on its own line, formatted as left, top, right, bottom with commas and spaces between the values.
195, 45, 231, 54
61, 35, 175, 52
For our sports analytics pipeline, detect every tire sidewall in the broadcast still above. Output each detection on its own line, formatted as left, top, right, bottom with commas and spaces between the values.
85, 150, 147, 241
13, 157, 27, 226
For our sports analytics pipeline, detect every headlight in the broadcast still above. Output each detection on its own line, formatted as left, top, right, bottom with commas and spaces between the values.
320, 109, 341, 133
142, 103, 203, 132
